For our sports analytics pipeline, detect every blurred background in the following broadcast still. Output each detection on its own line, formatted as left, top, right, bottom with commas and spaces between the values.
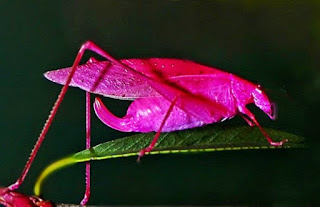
0, 1, 319, 206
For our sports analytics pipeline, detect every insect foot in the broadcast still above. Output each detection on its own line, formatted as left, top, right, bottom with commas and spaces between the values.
137, 151, 144, 163
270, 139, 289, 146
137, 147, 152, 162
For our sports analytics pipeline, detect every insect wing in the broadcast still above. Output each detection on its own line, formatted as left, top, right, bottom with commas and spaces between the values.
45, 58, 230, 121
115, 59, 232, 122
44, 60, 157, 100
44, 58, 226, 100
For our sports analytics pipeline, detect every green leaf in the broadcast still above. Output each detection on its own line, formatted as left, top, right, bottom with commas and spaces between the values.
34, 126, 304, 196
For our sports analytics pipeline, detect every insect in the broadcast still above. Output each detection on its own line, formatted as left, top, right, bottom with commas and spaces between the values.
45, 41, 288, 152
1, 41, 288, 206
42, 41, 287, 204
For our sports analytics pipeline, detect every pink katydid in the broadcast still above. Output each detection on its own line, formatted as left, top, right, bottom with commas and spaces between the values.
45, 41, 287, 149
42, 41, 287, 204
0, 40, 288, 206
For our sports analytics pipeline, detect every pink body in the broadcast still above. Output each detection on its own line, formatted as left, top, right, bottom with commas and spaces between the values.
45, 58, 275, 133
2, 42, 285, 206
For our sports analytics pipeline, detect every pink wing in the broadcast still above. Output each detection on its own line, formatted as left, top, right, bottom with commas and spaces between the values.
45, 58, 231, 122
45, 60, 153, 100
44, 58, 226, 100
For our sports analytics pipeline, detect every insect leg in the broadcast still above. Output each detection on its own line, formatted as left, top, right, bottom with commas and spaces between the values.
80, 92, 91, 205
137, 96, 178, 162
239, 107, 288, 146
7, 41, 93, 192
239, 114, 255, 127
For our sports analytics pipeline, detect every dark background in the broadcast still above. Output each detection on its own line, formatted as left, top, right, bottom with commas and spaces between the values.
0, 1, 319, 206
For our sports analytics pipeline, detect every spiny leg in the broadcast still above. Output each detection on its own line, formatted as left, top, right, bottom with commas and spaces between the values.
137, 96, 178, 162
81, 57, 112, 204
8, 42, 106, 205
49, 41, 133, 204
80, 57, 110, 205
80, 92, 91, 205
7, 41, 92, 192
240, 107, 288, 146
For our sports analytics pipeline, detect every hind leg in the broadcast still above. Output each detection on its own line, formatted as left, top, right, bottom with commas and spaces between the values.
137, 96, 178, 162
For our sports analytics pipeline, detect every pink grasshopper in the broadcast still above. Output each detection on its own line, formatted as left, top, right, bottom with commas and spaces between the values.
1, 41, 287, 206
42, 41, 287, 204
45, 41, 287, 150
